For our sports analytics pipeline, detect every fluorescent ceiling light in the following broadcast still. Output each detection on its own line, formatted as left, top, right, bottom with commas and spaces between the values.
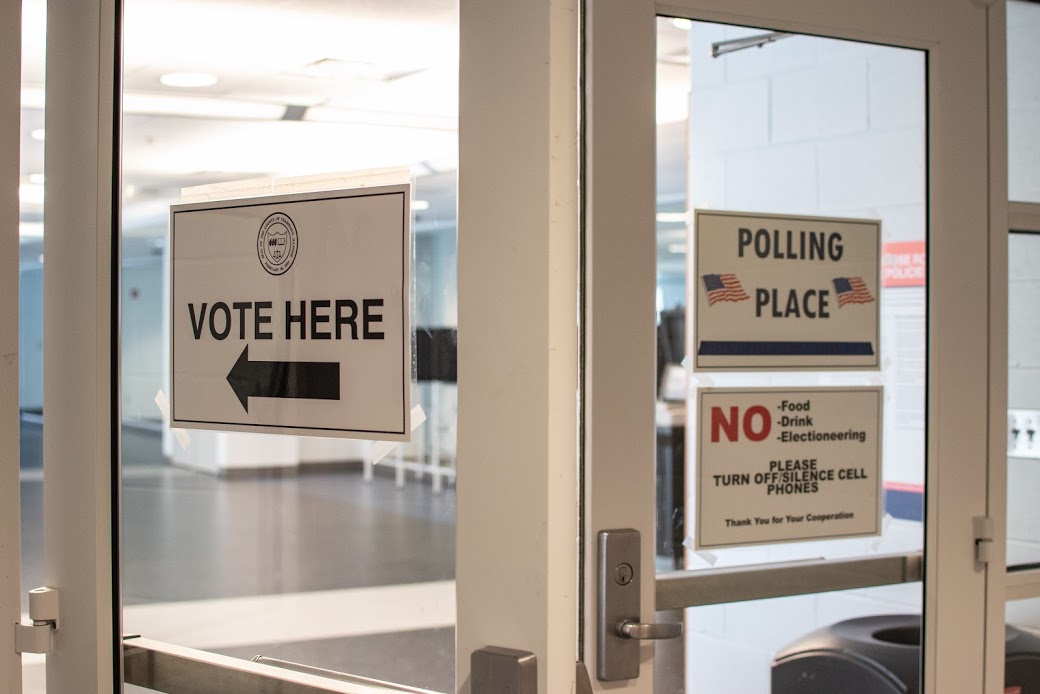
123, 92, 285, 120
26, 85, 286, 121
28, 173, 44, 184
656, 212, 689, 223
655, 72, 689, 125
668, 243, 688, 254
304, 106, 455, 132
21, 86, 44, 109
413, 200, 430, 211
20, 222, 44, 239
30, 128, 44, 141
159, 72, 218, 88
290, 58, 427, 82
19, 183, 44, 205
671, 17, 694, 30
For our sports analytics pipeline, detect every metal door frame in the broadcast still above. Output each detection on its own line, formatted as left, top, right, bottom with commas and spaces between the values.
35, 0, 586, 692
583, 0, 1007, 691
2, 0, 24, 690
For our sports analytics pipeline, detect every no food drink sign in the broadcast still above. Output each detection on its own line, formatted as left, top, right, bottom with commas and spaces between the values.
695, 387, 882, 549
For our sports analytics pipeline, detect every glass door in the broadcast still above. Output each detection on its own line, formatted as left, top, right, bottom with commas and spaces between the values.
1006, 6, 1040, 689
584, 0, 1001, 691
35, 0, 583, 691
2, 0, 24, 690
116, 2, 457, 691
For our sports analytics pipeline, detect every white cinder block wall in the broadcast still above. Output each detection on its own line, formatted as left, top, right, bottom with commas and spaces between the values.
681, 22, 929, 692
1009, 235, 1040, 569
677, 6, 1040, 689
1001, 0, 1040, 648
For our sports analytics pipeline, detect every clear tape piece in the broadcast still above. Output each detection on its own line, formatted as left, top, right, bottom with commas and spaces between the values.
870, 513, 894, 552
180, 166, 412, 203
683, 536, 719, 566
370, 405, 427, 465
154, 390, 191, 450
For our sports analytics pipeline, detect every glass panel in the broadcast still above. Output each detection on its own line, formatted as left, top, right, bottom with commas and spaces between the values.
655, 17, 926, 690
1004, 598, 1040, 693
120, 2, 458, 692
1009, 0, 1040, 203
658, 584, 923, 692
20, 0, 46, 691
1008, 232, 1040, 568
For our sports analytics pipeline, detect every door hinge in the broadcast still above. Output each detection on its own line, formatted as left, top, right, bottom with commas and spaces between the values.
14, 587, 59, 655
974, 516, 994, 565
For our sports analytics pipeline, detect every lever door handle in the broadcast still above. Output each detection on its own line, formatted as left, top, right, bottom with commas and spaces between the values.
616, 619, 683, 640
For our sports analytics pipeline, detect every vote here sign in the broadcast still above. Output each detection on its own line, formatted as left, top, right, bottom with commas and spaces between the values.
695, 387, 882, 549
693, 210, 880, 370
170, 184, 411, 440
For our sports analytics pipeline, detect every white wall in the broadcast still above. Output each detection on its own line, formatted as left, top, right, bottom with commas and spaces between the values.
122, 256, 165, 420
679, 22, 927, 692
18, 265, 43, 410
674, 11, 1040, 687
1008, 233, 1040, 567
1009, 0, 1040, 203
1006, 2, 1040, 638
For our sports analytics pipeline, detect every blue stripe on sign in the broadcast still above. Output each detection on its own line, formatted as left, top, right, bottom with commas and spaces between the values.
697, 341, 875, 356
884, 488, 923, 522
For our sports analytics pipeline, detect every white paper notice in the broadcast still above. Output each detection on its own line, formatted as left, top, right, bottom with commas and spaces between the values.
170, 184, 411, 440
692, 210, 880, 370
695, 387, 883, 549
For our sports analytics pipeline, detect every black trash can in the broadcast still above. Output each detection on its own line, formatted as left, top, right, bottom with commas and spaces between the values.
771, 614, 1040, 693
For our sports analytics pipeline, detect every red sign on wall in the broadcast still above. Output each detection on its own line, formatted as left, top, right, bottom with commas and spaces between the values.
882, 241, 926, 287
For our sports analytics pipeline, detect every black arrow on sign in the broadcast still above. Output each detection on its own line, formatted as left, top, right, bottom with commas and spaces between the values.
226, 345, 340, 413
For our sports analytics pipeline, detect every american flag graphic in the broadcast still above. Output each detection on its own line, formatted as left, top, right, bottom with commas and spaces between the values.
832, 277, 875, 307
702, 273, 750, 306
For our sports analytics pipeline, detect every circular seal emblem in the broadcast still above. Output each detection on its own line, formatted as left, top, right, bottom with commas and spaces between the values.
257, 212, 299, 276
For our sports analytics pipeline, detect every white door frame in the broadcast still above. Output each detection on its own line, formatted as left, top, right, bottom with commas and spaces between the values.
456, 0, 581, 691
42, 0, 121, 690
2, 0, 24, 690
35, 0, 586, 691
987, 4, 1010, 692
22, 0, 1011, 693
583, 0, 1006, 691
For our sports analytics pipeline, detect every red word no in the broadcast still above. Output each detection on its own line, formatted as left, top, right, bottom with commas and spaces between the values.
710, 405, 771, 442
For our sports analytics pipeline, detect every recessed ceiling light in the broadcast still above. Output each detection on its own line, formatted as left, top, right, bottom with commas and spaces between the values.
159, 72, 218, 88
671, 17, 694, 30
30, 129, 44, 141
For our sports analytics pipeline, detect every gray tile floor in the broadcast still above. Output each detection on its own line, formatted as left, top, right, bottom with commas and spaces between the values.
218, 627, 455, 693
19, 419, 457, 693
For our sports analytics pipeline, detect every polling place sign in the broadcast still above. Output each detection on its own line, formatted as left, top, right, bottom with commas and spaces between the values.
170, 184, 411, 440
695, 387, 882, 549
693, 210, 880, 370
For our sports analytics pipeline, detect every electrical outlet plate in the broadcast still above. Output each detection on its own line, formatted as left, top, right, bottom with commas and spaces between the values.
1008, 410, 1040, 459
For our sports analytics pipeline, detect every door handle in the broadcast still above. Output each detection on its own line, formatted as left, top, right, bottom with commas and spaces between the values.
617, 619, 683, 640
597, 529, 683, 681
